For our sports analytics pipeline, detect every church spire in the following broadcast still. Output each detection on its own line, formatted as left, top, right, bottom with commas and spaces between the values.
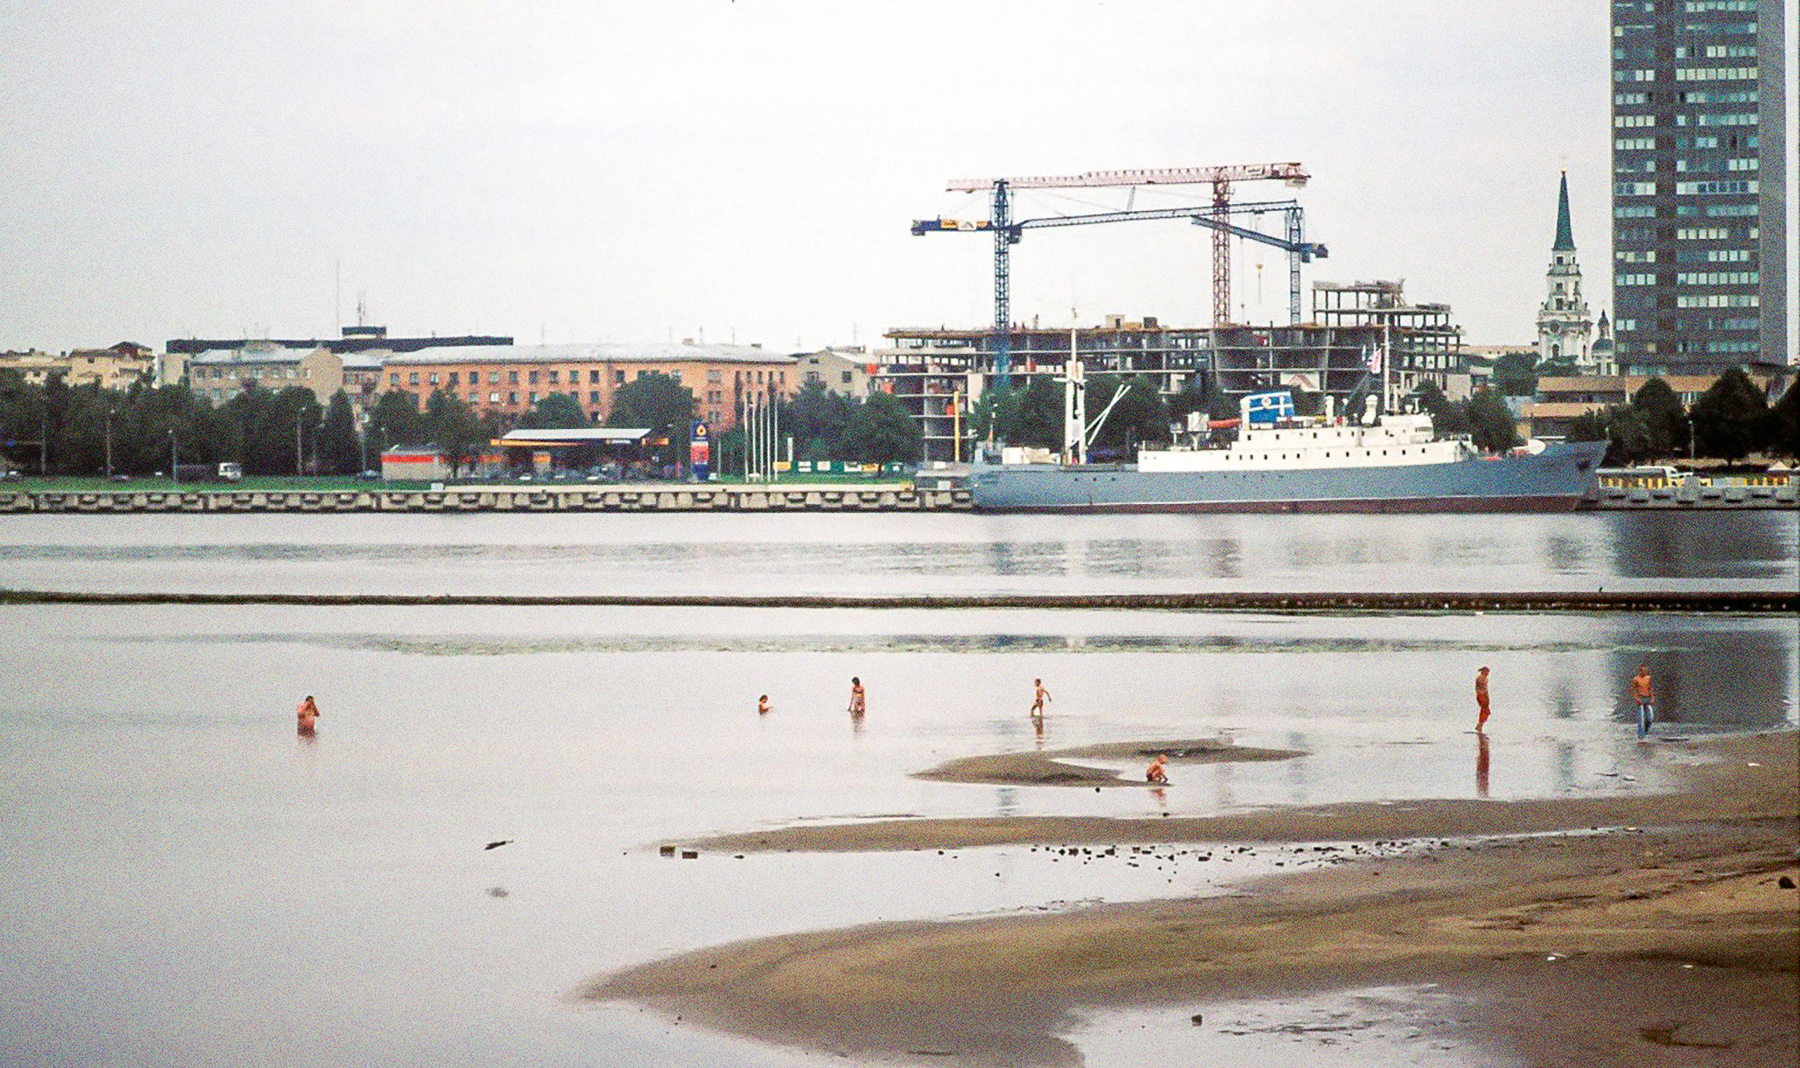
1553, 170, 1576, 252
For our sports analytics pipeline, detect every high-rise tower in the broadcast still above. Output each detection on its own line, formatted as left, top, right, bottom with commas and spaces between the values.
1609, 0, 1788, 372
1538, 172, 1596, 370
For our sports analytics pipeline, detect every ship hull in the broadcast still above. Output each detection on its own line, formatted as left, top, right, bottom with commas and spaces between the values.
971, 441, 1609, 514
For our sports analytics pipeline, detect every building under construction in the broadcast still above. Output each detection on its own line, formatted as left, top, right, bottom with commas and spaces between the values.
875, 280, 1470, 463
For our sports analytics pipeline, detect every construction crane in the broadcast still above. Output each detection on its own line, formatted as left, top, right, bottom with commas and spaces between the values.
920, 164, 1315, 388
912, 199, 1325, 324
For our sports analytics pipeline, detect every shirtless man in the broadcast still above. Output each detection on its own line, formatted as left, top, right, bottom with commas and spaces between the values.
296, 695, 320, 735
1030, 678, 1051, 717
1145, 753, 1169, 784
1630, 664, 1655, 738
757, 694, 771, 716
1475, 666, 1492, 731
848, 677, 865, 716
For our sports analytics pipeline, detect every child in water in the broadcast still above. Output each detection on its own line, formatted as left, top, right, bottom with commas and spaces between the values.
848, 677, 865, 716
1145, 753, 1168, 784
757, 694, 771, 715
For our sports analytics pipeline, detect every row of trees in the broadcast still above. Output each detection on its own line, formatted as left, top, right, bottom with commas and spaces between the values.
1565, 368, 1800, 465
0, 370, 496, 478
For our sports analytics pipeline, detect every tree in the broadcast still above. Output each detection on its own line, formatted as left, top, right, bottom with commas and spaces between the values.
317, 391, 362, 475
1084, 375, 1169, 459
424, 389, 490, 478
1689, 367, 1769, 462
1012, 376, 1063, 449
607, 371, 694, 436
1464, 388, 1521, 453
841, 391, 922, 464
370, 390, 426, 447
1629, 377, 1688, 460
969, 385, 1023, 447
1489, 351, 1539, 397
1538, 355, 1579, 378
1414, 381, 1471, 437
779, 380, 855, 460
1766, 379, 1800, 461
521, 392, 589, 429
226, 384, 316, 475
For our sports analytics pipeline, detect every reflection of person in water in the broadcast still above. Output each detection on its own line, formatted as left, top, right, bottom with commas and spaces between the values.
1476, 730, 1490, 798
848, 677, 865, 716
296, 695, 320, 735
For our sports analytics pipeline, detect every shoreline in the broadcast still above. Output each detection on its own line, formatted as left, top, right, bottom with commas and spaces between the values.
588, 731, 1798, 1067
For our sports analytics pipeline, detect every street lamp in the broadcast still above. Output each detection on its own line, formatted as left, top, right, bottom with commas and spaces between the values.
295, 406, 304, 476
168, 427, 177, 485
104, 409, 113, 481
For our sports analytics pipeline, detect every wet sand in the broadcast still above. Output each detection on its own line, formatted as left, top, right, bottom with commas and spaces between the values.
588, 731, 1798, 1067
912, 737, 1303, 789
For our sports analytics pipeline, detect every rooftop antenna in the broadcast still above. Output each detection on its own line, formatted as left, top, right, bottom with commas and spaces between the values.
356, 293, 367, 327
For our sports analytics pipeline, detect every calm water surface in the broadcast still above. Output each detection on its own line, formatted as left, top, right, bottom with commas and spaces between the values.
0, 509, 1793, 596
1, 511, 1793, 1067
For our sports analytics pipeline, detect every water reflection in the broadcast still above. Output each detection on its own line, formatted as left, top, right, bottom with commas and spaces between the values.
1475, 732, 1490, 798
6, 511, 1788, 598
1605, 622, 1793, 732
1607, 511, 1796, 580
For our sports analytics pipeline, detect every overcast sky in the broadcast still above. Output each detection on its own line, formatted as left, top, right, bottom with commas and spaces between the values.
2, 0, 1793, 355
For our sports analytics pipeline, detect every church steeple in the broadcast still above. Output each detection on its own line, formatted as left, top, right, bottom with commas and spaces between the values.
1538, 170, 1592, 371
1553, 170, 1576, 252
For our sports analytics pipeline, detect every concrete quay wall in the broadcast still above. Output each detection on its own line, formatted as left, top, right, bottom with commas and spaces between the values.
1583, 480, 1797, 510
0, 484, 974, 515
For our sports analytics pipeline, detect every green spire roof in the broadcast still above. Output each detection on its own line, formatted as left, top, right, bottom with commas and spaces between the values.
1553, 171, 1575, 251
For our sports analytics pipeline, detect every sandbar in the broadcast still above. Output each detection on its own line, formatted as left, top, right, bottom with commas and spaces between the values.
587, 732, 1798, 1067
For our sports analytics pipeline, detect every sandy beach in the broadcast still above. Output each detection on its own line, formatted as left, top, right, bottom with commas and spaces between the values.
588, 731, 1799, 1067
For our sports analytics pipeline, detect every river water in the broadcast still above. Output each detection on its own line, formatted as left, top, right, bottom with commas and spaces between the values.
0, 510, 1794, 1067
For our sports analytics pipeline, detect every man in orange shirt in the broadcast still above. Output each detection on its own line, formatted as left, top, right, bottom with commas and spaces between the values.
1474, 666, 1492, 731
1630, 665, 1655, 738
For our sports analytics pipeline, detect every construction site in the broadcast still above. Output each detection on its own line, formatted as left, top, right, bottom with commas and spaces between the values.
884, 163, 1472, 463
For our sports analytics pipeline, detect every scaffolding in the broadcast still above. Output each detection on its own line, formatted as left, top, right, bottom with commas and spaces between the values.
877, 290, 1467, 463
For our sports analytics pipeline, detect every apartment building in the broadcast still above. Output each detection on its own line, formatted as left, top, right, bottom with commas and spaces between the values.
377, 342, 798, 431
1610, 0, 1789, 371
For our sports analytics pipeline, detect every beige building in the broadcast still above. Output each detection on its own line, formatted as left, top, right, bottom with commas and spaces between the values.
184, 344, 346, 407
1526, 371, 1789, 440
0, 343, 154, 390
377, 342, 798, 431
794, 347, 875, 397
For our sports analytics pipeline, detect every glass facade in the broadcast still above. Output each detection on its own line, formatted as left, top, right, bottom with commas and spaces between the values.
1609, 0, 1788, 371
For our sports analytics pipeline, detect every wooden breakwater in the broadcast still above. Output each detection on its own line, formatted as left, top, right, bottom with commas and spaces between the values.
0, 484, 973, 514
1, 590, 1792, 614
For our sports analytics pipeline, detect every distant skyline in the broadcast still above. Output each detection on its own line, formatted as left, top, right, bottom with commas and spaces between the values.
3, 1, 1794, 357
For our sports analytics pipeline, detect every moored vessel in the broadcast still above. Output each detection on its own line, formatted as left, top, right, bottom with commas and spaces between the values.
972, 387, 1607, 514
